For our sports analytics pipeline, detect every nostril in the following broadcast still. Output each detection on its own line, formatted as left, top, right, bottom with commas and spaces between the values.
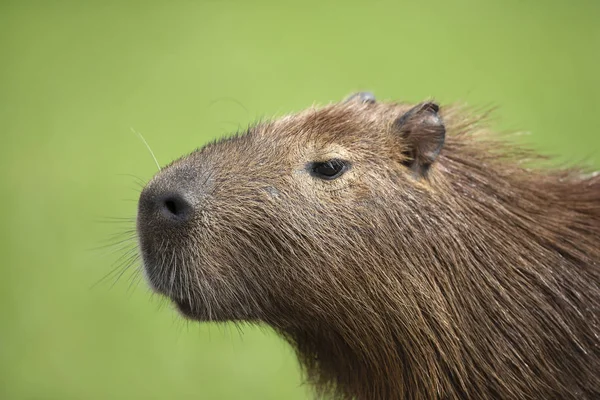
164, 198, 178, 215
159, 193, 192, 221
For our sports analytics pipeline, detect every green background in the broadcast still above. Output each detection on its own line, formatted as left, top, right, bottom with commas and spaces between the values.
1, 1, 599, 399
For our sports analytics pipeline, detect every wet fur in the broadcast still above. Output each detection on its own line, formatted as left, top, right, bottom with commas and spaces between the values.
138, 100, 600, 399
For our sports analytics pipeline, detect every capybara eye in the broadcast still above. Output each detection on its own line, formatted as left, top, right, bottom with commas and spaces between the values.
309, 159, 349, 180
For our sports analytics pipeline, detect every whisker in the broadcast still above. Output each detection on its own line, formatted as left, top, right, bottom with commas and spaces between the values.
94, 216, 137, 224
89, 233, 137, 253
91, 246, 139, 289
131, 127, 161, 171
126, 266, 143, 295
110, 251, 140, 289
116, 173, 147, 188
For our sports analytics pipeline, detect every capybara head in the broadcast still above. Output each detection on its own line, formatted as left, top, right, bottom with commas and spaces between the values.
137, 93, 600, 399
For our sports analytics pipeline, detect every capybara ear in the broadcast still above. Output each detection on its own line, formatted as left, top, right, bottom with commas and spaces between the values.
344, 92, 376, 104
393, 102, 445, 178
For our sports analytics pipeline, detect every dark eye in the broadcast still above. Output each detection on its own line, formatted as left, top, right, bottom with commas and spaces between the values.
308, 159, 350, 180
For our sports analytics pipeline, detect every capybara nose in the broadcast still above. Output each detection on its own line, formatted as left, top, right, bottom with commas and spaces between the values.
156, 192, 193, 222
138, 187, 194, 228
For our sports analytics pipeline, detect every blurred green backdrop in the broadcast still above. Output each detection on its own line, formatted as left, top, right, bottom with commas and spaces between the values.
1, 1, 599, 399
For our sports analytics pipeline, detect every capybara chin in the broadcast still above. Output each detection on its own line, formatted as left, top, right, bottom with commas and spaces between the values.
136, 93, 600, 399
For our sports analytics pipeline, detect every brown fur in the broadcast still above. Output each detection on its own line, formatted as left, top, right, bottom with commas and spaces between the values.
137, 97, 600, 399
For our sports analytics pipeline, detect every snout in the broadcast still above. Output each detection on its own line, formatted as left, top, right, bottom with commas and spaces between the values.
136, 162, 207, 294
138, 188, 194, 226
137, 162, 204, 232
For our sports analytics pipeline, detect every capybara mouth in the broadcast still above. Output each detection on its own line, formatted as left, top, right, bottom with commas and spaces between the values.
172, 297, 221, 321
173, 298, 196, 319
